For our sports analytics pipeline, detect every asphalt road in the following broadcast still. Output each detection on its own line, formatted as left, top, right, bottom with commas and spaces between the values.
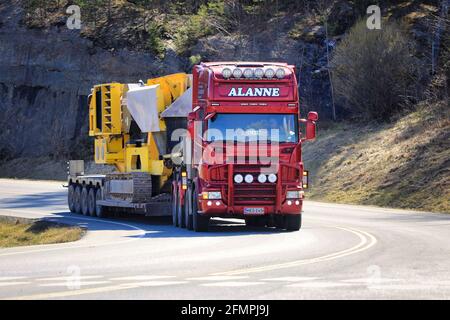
0, 178, 448, 300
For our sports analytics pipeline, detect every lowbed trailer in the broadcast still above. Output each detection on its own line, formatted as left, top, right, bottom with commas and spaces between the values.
67, 62, 318, 232
67, 163, 171, 217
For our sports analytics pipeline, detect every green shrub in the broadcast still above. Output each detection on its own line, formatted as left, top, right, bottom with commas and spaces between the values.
174, 0, 230, 55
146, 20, 166, 58
189, 54, 202, 66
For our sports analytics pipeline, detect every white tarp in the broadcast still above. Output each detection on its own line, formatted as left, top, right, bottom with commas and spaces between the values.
161, 87, 192, 118
126, 84, 160, 132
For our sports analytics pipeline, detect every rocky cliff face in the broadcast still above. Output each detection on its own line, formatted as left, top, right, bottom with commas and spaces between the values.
0, 0, 339, 164
0, 0, 439, 178
0, 1, 336, 179
0, 1, 185, 163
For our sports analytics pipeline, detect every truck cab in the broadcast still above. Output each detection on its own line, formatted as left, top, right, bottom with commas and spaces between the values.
178, 62, 318, 231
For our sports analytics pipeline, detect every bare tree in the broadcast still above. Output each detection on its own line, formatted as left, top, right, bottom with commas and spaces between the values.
316, 0, 337, 121
431, 0, 449, 74
330, 20, 420, 120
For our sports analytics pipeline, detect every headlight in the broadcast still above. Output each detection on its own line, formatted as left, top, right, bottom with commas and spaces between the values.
244, 174, 254, 183
275, 68, 285, 79
268, 173, 277, 183
234, 174, 243, 184
254, 68, 264, 78
202, 191, 221, 200
243, 68, 254, 78
265, 68, 275, 79
286, 190, 301, 199
257, 174, 267, 183
232, 68, 243, 78
222, 68, 232, 79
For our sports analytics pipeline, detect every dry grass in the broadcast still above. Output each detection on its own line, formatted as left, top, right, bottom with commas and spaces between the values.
303, 101, 450, 213
0, 220, 84, 248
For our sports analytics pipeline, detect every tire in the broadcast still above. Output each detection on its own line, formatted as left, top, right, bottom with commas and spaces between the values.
95, 187, 106, 218
286, 214, 302, 231
73, 185, 82, 214
81, 186, 89, 216
171, 184, 178, 227
87, 188, 96, 216
245, 216, 266, 228
177, 190, 186, 228
68, 184, 76, 213
184, 187, 193, 230
274, 215, 286, 229
192, 186, 209, 232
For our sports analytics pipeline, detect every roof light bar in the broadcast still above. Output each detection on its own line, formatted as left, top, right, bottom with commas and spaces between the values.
222, 67, 287, 79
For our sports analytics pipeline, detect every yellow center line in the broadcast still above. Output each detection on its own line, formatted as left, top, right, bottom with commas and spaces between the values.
211, 225, 377, 276
4, 283, 142, 300
1, 216, 377, 300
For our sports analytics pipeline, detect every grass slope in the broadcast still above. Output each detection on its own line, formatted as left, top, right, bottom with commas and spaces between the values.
303, 101, 449, 213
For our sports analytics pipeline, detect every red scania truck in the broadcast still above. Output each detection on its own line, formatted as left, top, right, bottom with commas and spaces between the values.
171, 62, 318, 232
67, 61, 317, 232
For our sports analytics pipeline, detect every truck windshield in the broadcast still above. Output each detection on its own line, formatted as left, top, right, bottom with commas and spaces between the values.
206, 113, 298, 143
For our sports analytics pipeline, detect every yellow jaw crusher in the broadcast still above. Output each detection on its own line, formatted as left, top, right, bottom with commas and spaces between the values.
67, 73, 191, 217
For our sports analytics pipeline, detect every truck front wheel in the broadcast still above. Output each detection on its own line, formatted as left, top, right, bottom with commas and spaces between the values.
192, 186, 209, 232
245, 216, 266, 228
286, 214, 302, 231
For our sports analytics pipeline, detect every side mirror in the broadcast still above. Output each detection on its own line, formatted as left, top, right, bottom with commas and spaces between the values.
307, 111, 319, 122
300, 111, 318, 141
306, 121, 316, 140
187, 111, 196, 121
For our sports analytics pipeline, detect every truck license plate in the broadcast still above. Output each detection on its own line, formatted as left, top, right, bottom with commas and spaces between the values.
244, 208, 265, 215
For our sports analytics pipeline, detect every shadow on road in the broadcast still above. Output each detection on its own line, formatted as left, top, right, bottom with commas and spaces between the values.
0, 192, 66, 209
45, 212, 289, 238
126, 218, 289, 238
0, 191, 292, 236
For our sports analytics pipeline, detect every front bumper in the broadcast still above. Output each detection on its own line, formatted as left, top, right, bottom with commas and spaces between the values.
199, 163, 306, 217
199, 198, 303, 216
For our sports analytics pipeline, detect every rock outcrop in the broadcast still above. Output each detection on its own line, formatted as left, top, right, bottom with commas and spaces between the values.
0, 1, 185, 162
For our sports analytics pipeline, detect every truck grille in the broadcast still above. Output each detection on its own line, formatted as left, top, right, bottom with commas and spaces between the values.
233, 183, 277, 205
209, 164, 282, 206
228, 165, 277, 206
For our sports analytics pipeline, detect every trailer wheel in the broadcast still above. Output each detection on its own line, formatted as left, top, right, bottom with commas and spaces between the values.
192, 186, 209, 232
68, 184, 76, 213
95, 187, 106, 218
87, 188, 96, 216
171, 184, 178, 227
73, 185, 82, 214
184, 188, 193, 230
286, 214, 302, 231
81, 186, 89, 216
